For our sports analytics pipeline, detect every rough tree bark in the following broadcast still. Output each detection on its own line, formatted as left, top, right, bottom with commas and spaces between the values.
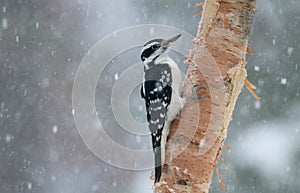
154, 0, 257, 192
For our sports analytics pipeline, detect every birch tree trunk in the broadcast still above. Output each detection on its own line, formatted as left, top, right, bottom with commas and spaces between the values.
154, 0, 257, 192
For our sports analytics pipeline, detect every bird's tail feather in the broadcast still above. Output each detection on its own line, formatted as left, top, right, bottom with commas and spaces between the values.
154, 147, 162, 183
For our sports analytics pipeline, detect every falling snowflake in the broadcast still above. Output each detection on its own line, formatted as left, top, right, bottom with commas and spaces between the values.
5, 134, 12, 143
287, 47, 294, 56
27, 182, 32, 190
52, 125, 58, 134
2, 18, 8, 30
114, 73, 119, 80
254, 65, 260, 72
281, 78, 287, 85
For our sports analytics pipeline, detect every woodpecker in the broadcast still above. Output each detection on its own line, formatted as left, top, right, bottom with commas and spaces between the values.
140, 34, 185, 183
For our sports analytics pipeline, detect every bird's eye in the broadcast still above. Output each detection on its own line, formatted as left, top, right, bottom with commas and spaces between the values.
152, 45, 159, 49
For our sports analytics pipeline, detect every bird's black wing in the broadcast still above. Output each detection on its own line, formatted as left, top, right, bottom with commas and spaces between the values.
140, 63, 172, 183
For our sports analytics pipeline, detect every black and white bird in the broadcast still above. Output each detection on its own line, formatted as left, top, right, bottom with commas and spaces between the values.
140, 34, 185, 183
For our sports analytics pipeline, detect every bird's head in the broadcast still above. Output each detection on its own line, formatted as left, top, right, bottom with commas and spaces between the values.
140, 34, 181, 64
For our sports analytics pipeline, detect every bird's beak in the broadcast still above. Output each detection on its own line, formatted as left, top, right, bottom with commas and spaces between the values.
161, 34, 181, 48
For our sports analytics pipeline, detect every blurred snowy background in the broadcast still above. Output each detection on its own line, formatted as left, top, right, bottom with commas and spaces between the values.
0, 0, 299, 193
